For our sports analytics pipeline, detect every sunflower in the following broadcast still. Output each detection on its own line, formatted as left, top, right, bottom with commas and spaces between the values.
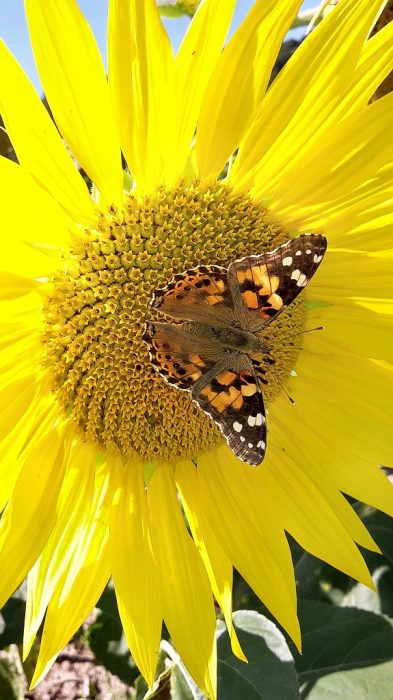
0, 0, 392, 697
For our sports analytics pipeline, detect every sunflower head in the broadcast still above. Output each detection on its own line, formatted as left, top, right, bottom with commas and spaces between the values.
41, 181, 306, 463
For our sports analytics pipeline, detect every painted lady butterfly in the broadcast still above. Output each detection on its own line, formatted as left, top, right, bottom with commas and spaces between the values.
143, 234, 327, 465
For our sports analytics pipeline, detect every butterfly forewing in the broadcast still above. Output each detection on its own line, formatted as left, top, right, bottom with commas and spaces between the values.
228, 233, 327, 329
151, 265, 234, 326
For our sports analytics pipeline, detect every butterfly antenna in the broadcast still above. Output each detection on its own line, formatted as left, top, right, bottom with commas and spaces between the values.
286, 325, 324, 340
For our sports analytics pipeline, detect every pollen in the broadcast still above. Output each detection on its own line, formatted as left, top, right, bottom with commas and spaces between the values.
42, 181, 304, 462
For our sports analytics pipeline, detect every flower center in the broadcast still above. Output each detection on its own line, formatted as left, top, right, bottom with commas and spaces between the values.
42, 181, 305, 462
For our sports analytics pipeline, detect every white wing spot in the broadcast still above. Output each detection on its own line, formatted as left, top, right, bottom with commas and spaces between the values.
282, 256, 293, 266
295, 250, 302, 256
257, 440, 266, 450
291, 269, 301, 282
233, 421, 243, 433
314, 254, 323, 263
248, 442, 254, 449
248, 415, 256, 427
306, 249, 312, 254
296, 272, 307, 287
255, 413, 264, 426
240, 435, 245, 442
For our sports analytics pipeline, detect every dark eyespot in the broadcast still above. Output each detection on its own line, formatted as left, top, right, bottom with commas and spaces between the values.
202, 279, 210, 286
176, 294, 184, 300
173, 362, 180, 369
184, 285, 191, 291
195, 282, 203, 289
178, 368, 187, 376
165, 354, 171, 360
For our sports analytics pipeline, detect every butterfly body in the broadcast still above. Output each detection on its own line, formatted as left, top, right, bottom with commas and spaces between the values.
143, 234, 327, 466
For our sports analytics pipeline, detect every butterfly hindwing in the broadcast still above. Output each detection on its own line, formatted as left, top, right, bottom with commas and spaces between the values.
193, 366, 266, 466
143, 321, 217, 390
229, 233, 327, 328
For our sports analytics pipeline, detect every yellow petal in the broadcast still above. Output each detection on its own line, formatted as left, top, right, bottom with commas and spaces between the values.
313, 249, 393, 301
0, 243, 60, 279
108, 0, 176, 192
268, 92, 393, 216
287, 172, 393, 240
290, 330, 393, 463
176, 460, 246, 663
25, 0, 123, 206
110, 458, 162, 687
30, 462, 114, 687
0, 272, 40, 301
0, 331, 41, 392
0, 380, 52, 511
0, 156, 78, 251
231, 0, 385, 194
174, 0, 237, 183
198, 446, 301, 650
347, 20, 393, 113
263, 431, 376, 588
197, 0, 302, 180
269, 390, 384, 552
148, 462, 217, 700
270, 385, 393, 525
23, 441, 96, 658
316, 304, 392, 363
0, 42, 93, 222
0, 425, 68, 608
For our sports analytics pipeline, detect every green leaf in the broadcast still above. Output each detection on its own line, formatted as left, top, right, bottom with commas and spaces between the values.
160, 640, 205, 700
135, 675, 149, 700
143, 667, 172, 699
363, 511, 393, 568
217, 610, 299, 700
0, 658, 24, 700
376, 569, 393, 617
305, 660, 393, 699
296, 600, 393, 692
0, 587, 26, 649
156, 1, 197, 18
171, 664, 206, 700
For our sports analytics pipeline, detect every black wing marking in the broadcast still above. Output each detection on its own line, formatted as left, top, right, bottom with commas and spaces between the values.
228, 234, 327, 330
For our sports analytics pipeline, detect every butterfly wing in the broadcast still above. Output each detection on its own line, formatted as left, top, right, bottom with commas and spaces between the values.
151, 265, 235, 326
143, 321, 218, 390
193, 365, 266, 466
228, 233, 327, 329
143, 322, 266, 465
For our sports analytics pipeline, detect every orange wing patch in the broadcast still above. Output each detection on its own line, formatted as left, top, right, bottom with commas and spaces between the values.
152, 265, 229, 315
267, 292, 283, 311
216, 370, 238, 386
241, 289, 259, 309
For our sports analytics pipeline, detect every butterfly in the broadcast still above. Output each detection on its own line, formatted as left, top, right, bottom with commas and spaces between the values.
143, 234, 327, 466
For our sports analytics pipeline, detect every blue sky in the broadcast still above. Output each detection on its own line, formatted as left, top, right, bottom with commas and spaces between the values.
1, 0, 316, 95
